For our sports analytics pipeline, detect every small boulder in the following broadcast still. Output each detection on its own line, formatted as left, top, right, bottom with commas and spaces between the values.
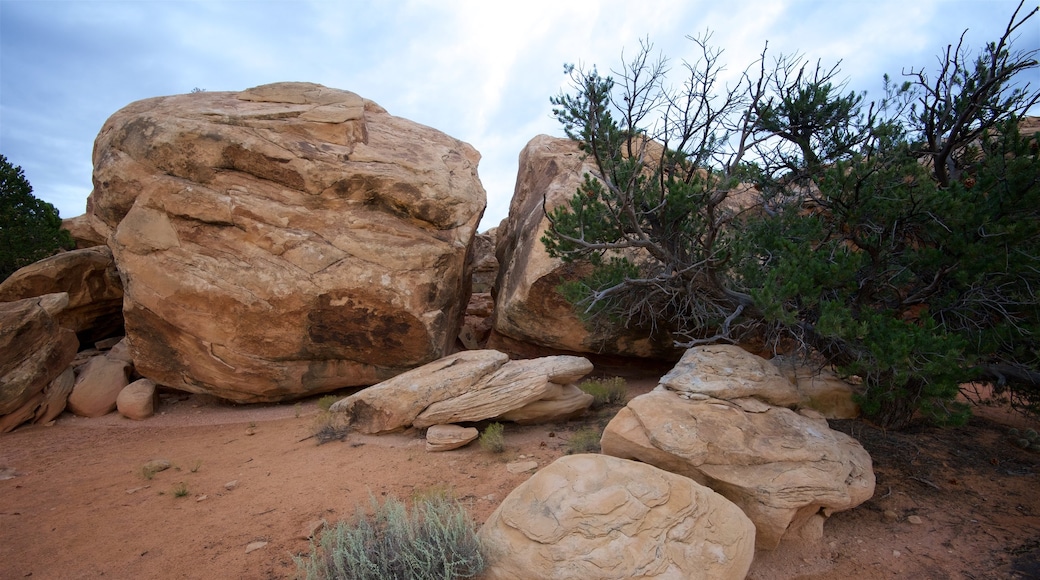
479, 454, 755, 580
424, 424, 479, 452
68, 355, 131, 418
660, 344, 801, 407
117, 378, 158, 420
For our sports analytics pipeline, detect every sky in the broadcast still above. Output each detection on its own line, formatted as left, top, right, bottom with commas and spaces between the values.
1, 0, 1037, 231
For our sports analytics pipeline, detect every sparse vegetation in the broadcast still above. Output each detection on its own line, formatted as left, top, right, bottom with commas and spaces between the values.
173, 482, 189, 498
317, 395, 339, 411
578, 377, 628, 408
295, 495, 485, 580
478, 423, 505, 454
312, 412, 350, 445
567, 427, 602, 454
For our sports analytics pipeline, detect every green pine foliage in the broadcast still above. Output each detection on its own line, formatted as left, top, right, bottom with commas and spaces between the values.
0, 155, 74, 281
542, 4, 1040, 429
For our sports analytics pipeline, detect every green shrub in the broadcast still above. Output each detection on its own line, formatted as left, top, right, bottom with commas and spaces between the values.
295, 495, 485, 580
317, 395, 339, 411
478, 422, 505, 454
567, 427, 602, 454
578, 377, 628, 408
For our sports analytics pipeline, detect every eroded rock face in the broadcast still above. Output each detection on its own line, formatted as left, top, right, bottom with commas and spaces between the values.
0, 246, 124, 344
478, 454, 756, 580
89, 82, 486, 402
601, 346, 875, 549
493, 135, 681, 359
0, 294, 79, 433
329, 349, 594, 433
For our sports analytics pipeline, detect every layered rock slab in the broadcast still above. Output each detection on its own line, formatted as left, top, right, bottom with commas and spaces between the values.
602, 346, 875, 549
89, 82, 486, 402
0, 294, 79, 433
478, 454, 756, 580
329, 349, 593, 434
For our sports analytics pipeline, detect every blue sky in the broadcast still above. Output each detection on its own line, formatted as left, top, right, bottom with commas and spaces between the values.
1, 0, 1037, 231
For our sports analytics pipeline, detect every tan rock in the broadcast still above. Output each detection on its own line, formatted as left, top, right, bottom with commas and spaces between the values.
0, 246, 124, 344
332, 351, 594, 433
116, 378, 158, 420
90, 82, 485, 402
479, 454, 755, 580
67, 355, 131, 418
498, 383, 593, 424
61, 213, 109, 248
33, 367, 76, 424
330, 350, 510, 434
424, 424, 479, 452
772, 356, 860, 418
602, 388, 875, 549
0, 295, 79, 432
411, 356, 593, 428
493, 135, 682, 359
660, 344, 802, 407
470, 230, 499, 293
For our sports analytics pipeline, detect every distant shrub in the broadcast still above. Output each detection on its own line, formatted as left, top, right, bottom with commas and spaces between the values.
579, 377, 628, 408
567, 427, 602, 454
478, 422, 505, 454
295, 495, 485, 580
317, 395, 339, 411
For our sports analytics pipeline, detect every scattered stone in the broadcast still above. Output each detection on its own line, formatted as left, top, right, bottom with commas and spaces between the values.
196, 495, 208, 502
125, 486, 149, 494
883, 510, 900, 523
224, 480, 239, 491
425, 424, 479, 452
116, 379, 158, 420
907, 515, 923, 525
245, 541, 268, 554
0, 467, 21, 480
479, 454, 755, 580
142, 459, 171, 474
505, 460, 538, 474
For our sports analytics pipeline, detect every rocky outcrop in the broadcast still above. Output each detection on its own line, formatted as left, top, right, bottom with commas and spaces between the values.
661, 344, 802, 407
601, 346, 875, 549
470, 229, 499, 293
492, 135, 681, 359
88, 82, 486, 402
478, 454, 756, 580
61, 214, 108, 249
329, 350, 593, 434
0, 294, 79, 433
0, 246, 124, 344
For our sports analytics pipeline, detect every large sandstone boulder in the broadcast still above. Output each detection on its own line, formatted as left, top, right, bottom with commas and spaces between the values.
329, 349, 594, 434
0, 246, 124, 344
0, 294, 79, 432
67, 353, 132, 418
88, 82, 486, 402
492, 135, 681, 359
479, 454, 756, 580
602, 347, 875, 550
661, 344, 801, 407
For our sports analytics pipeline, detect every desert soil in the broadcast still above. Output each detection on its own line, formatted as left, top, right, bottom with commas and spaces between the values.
1, 376, 1038, 580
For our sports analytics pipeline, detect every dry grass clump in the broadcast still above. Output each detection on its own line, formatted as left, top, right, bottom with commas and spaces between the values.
478, 422, 505, 454
578, 377, 628, 408
295, 495, 485, 580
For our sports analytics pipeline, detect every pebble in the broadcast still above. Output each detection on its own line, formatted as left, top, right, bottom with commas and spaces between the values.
506, 460, 538, 474
883, 509, 899, 523
907, 515, 923, 525
245, 541, 268, 554
224, 480, 239, 491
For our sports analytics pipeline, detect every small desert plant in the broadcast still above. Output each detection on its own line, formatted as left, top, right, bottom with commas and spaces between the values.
190, 460, 202, 473
579, 377, 628, 408
295, 495, 485, 580
313, 412, 350, 445
567, 427, 602, 454
173, 482, 189, 498
317, 395, 339, 411
478, 422, 505, 454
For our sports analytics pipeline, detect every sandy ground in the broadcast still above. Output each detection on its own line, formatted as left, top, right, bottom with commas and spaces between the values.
1, 377, 1038, 580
